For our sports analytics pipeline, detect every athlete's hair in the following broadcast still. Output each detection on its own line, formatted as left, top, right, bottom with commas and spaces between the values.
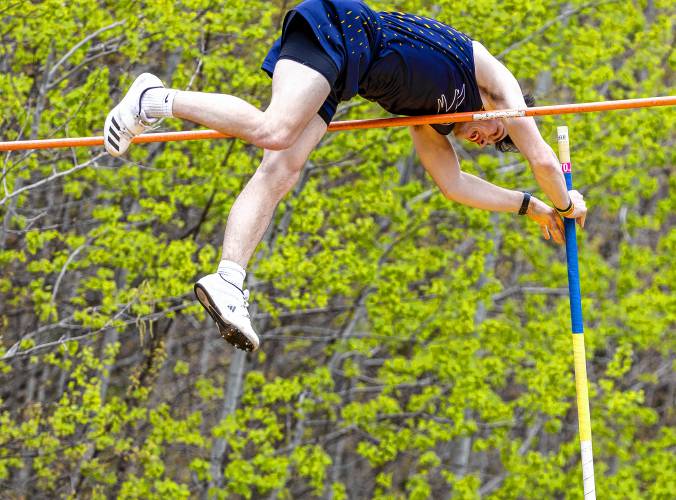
495, 94, 536, 153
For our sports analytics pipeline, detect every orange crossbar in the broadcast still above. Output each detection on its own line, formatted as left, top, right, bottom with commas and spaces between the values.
1, 96, 673, 152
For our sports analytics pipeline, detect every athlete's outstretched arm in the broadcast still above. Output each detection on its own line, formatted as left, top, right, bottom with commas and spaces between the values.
472, 41, 586, 227
409, 124, 565, 243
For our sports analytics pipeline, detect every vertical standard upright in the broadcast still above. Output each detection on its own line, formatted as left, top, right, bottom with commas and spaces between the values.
557, 126, 596, 499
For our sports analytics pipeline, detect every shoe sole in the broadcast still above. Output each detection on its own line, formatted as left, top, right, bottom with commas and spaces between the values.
194, 283, 257, 352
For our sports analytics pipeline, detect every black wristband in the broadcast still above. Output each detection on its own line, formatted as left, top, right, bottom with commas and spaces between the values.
518, 192, 531, 216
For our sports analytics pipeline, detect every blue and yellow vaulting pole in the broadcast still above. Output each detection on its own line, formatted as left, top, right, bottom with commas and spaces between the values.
557, 126, 596, 499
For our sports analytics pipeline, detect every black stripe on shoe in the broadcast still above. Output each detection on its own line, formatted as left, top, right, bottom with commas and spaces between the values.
107, 135, 119, 151
111, 116, 121, 131
109, 127, 120, 142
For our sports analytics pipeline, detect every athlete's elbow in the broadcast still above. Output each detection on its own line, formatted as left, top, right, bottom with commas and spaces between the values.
526, 145, 559, 173
440, 182, 460, 201
437, 173, 462, 201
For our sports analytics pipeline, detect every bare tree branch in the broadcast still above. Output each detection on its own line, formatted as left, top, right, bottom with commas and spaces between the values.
47, 21, 127, 82
0, 153, 104, 206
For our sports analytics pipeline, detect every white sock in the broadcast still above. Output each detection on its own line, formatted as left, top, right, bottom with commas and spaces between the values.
141, 88, 177, 119
217, 259, 246, 291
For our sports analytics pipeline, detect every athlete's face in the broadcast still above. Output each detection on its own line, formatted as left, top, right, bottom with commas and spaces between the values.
454, 120, 507, 148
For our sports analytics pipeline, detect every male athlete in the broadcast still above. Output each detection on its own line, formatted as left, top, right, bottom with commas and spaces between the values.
104, 0, 587, 351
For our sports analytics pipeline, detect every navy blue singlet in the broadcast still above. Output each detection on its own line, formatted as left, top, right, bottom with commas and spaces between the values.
262, 0, 483, 135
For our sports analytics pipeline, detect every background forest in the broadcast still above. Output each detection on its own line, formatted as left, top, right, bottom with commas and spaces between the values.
0, 0, 674, 498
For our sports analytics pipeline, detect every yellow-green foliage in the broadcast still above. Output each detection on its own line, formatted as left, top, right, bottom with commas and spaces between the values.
0, 0, 673, 498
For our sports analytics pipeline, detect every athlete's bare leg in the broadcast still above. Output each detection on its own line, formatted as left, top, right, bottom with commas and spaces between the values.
193, 114, 327, 351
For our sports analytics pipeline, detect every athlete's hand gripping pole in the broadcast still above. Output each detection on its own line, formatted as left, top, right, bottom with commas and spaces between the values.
557, 126, 596, 500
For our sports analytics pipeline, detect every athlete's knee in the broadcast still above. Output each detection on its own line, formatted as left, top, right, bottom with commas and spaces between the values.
253, 115, 304, 151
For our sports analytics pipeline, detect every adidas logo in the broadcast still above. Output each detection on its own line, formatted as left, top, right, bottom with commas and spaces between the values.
227, 305, 236, 313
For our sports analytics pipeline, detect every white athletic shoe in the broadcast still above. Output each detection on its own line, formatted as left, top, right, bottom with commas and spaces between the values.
104, 73, 164, 156
194, 273, 260, 352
